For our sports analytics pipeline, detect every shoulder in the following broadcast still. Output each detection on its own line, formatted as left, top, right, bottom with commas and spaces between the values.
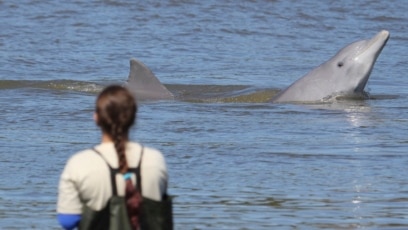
128, 142, 167, 169
144, 146, 166, 167
66, 149, 100, 166
62, 149, 105, 178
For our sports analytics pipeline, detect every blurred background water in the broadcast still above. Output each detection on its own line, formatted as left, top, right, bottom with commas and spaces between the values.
0, 0, 407, 229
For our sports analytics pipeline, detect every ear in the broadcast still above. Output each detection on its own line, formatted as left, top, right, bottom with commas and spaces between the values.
93, 113, 98, 124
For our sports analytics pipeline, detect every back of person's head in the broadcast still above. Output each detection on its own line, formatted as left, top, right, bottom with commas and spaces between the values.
95, 85, 137, 173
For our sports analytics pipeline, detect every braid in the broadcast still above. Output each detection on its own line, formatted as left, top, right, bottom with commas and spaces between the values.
112, 125, 128, 173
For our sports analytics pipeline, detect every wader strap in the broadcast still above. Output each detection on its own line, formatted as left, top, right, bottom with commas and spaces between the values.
136, 146, 144, 193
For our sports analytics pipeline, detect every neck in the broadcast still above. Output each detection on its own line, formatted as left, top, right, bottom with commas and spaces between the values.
100, 133, 129, 143
101, 133, 113, 143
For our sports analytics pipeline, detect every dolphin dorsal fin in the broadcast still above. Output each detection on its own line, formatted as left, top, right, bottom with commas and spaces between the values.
126, 58, 174, 101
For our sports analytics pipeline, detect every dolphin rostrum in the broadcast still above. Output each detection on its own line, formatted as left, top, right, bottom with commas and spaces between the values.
125, 30, 389, 103
270, 30, 390, 103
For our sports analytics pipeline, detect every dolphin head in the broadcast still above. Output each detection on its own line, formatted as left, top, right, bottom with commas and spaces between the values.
271, 30, 390, 103
326, 30, 390, 95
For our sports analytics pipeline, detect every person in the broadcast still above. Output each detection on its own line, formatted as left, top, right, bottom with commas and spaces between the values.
57, 85, 168, 230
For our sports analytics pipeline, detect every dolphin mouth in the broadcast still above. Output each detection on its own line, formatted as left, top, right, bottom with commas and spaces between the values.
369, 30, 389, 46
360, 30, 389, 56
374, 30, 390, 42
353, 30, 389, 93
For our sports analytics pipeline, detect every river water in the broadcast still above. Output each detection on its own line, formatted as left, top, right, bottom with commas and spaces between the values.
1, 0, 408, 229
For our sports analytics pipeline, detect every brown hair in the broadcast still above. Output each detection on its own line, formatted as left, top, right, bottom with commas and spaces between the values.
95, 85, 137, 173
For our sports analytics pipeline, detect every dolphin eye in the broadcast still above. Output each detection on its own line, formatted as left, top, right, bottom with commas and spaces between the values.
337, 62, 344, 67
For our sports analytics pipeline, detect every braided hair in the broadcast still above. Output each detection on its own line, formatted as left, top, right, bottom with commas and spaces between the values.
95, 85, 137, 173
96, 85, 141, 229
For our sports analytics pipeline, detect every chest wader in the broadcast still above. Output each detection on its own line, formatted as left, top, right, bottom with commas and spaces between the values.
79, 148, 142, 230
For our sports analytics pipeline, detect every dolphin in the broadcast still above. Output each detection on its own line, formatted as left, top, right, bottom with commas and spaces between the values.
270, 30, 390, 103
125, 30, 389, 103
